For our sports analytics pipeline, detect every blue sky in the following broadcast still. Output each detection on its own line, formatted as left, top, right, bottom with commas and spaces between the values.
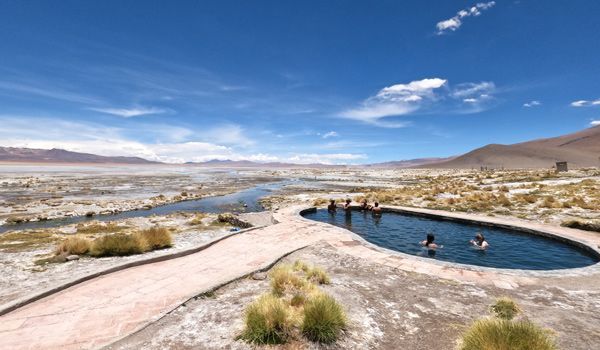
1, 0, 599, 164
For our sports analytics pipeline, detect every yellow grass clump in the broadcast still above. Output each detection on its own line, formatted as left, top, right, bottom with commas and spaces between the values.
55, 236, 91, 255
459, 319, 556, 350
140, 226, 172, 249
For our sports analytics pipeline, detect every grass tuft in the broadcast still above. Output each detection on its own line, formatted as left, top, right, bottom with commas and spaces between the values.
459, 318, 557, 350
490, 297, 521, 320
302, 292, 346, 344
293, 260, 310, 272
90, 233, 148, 257
55, 236, 91, 255
241, 294, 290, 344
139, 226, 172, 249
306, 267, 330, 285
270, 265, 306, 296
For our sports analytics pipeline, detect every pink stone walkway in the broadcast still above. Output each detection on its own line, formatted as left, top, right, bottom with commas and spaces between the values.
0, 205, 598, 350
0, 219, 322, 350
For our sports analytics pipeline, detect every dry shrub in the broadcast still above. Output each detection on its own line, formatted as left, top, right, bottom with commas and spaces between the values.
302, 293, 347, 344
496, 194, 512, 207
490, 297, 521, 320
306, 267, 330, 285
270, 265, 306, 296
140, 226, 172, 249
90, 233, 148, 257
77, 221, 124, 234
312, 198, 329, 207
55, 236, 91, 255
241, 294, 291, 344
459, 318, 556, 350
188, 213, 207, 225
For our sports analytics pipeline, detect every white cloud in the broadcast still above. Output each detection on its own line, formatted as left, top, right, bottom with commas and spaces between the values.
341, 78, 447, 126
451, 82, 495, 98
523, 100, 542, 107
340, 78, 495, 127
88, 106, 168, 117
202, 124, 255, 147
436, 2, 496, 34
591, 120, 600, 126
571, 99, 600, 107
287, 153, 367, 164
0, 116, 263, 163
322, 131, 339, 139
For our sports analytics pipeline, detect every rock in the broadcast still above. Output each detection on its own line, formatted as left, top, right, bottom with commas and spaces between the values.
252, 272, 267, 280
85, 211, 95, 217
66, 255, 80, 261
5, 216, 25, 224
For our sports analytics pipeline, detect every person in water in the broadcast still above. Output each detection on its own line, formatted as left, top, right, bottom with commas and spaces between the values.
421, 233, 438, 249
327, 199, 337, 212
371, 201, 382, 215
359, 198, 372, 211
470, 233, 489, 249
343, 198, 352, 211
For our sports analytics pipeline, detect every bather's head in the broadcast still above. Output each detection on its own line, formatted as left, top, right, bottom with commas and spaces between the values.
374, 202, 379, 207
426, 233, 435, 246
475, 233, 485, 242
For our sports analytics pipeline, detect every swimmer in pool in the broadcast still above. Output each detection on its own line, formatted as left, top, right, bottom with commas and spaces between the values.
421, 233, 438, 249
343, 198, 352, 212
371, 201, 382, 215
327, 199, 337, 212
359, 198, 372, 211
470, 233, 489, 249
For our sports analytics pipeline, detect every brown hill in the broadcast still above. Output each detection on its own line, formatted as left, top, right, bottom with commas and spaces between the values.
423, 125, 600, 169
364, 157, 457, 168
0, 147, 158, 164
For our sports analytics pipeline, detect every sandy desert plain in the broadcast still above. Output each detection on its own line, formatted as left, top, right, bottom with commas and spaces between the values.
0, 163, 599, 349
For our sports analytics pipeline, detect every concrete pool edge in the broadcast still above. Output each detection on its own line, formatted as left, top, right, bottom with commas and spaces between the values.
295, 205, 600, 279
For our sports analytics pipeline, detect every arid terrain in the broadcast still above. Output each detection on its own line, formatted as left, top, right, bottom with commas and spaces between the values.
0, 164, 599, 349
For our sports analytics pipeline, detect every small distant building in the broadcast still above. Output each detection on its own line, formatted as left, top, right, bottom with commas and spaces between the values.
556, 161, 568, 172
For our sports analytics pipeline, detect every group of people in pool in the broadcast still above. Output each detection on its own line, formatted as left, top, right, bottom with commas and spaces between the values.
326, 199, 490, 250
420, 232, 489, 250
327, 198, 382, 215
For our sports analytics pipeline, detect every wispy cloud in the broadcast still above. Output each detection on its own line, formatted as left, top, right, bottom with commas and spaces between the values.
0, 81, 101, 104
571, 99, 600, 107
591, 120, 600, 126
436, 2, 496, 35
523, 100, 542, 108
322, 131, 339, 139
340, 78, 496, 127
88, 106, 168, 117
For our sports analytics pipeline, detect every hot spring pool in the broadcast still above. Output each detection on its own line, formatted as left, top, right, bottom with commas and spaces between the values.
302, 209, 599, 270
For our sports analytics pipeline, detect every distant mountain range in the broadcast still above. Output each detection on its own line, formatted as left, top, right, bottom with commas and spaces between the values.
0, 147, 157, 164
423, 125, 600, 169
185, 159, 347, 168
2, 126, 599, 168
